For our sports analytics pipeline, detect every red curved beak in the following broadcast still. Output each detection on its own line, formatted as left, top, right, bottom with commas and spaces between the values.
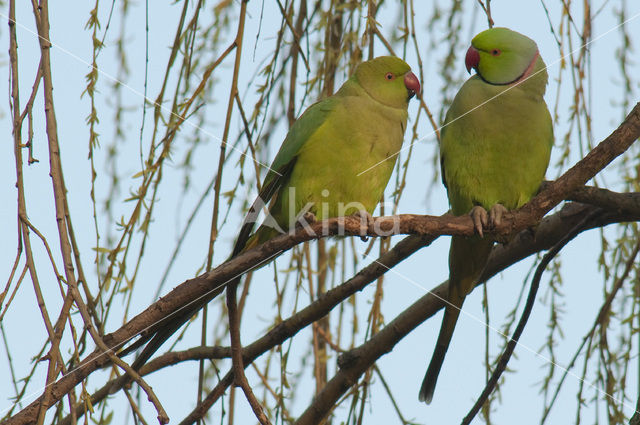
404, 71, 420, 99
465, 46, 480, 73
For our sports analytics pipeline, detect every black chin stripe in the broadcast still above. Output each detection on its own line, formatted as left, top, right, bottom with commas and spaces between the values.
478, 69, 528, 86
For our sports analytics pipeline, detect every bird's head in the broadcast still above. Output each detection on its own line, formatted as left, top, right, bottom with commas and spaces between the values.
465, 27, 540, 85
355, 56, 420, 108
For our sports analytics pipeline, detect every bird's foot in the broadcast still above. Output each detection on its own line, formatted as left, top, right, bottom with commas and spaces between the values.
469, 206, 489, 237
489, 204, 509, 243
351, 210, 373, 241
295, 211, 317, 234
302, 211, 317, 224
489, 203, 508, 228
470, 204, 508, 237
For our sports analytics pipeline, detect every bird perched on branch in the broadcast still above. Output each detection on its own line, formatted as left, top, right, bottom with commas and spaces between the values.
124, 56, 420, 370
419, 27, 553, 403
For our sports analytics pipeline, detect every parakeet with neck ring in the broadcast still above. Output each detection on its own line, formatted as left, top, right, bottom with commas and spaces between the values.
419, 27, 553, 404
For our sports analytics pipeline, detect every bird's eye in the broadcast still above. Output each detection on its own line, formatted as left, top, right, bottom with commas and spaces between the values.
491, 49, 501, 56
385, 72, 395, 80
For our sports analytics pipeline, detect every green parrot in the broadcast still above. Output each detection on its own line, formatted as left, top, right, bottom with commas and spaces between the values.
127, 56, 420, 370
233, 56, 420, 254
418, 28, 553, 403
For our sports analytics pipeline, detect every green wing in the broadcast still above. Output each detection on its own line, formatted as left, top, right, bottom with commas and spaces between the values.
231, 98, 336, 256
438, 106, 455, 191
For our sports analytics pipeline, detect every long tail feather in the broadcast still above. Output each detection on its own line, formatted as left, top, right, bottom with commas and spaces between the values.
419, 302, 462, 403
419, 235, 493, 403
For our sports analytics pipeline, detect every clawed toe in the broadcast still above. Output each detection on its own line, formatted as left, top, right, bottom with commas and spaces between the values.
489, 204, 507, 228
302, 211, 317, 224
351, 210, 373, 241
469, 206, 489, 237
469, 204, 508, 237
295, 211, 317, 232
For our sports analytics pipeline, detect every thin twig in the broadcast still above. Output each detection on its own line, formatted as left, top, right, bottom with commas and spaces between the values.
541, 238, 640, 423
476, 0, 494, 28
460, 210, 602, 425
226, 284, 272, 424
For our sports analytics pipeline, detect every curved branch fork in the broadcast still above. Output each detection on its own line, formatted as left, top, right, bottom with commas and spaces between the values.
5, 105, 640, 425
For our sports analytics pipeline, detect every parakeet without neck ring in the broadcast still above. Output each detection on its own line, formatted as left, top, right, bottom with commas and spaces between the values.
124, 56, 420, 371
419, 27, 553, 404
234, 55, 421, 253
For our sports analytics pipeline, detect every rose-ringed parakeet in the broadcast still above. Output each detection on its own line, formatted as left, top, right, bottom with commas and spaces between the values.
418, 28, 553, 403
126, 56, 420, 370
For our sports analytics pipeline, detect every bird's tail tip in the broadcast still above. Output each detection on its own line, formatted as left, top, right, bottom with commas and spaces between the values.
419, 342, 449, 405
418, 380, 435, 404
